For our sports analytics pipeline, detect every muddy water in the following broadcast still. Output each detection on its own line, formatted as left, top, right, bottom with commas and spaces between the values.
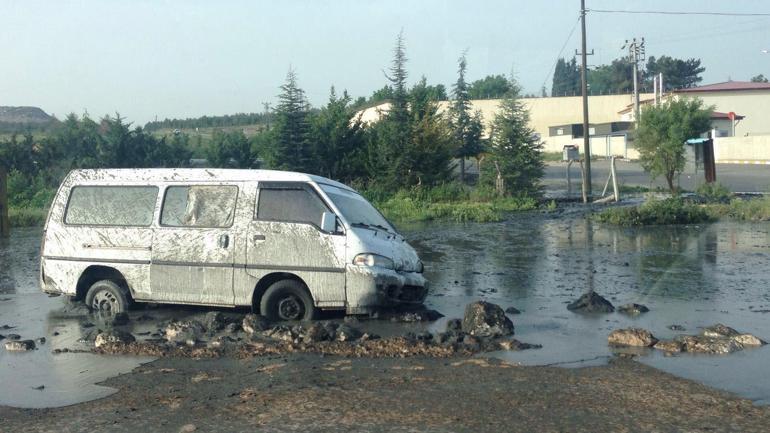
0, 228, 154, 408
2, 214, 770, 407
404, 211, 770, 404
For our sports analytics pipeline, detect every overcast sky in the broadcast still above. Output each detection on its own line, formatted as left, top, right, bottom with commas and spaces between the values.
2, 0, 769, 125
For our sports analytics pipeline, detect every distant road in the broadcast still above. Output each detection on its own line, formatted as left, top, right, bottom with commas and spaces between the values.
543, 160, 770, 195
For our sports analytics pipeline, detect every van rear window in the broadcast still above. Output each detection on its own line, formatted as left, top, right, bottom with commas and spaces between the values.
65, 186, 158, 226
161, 185, 238, 228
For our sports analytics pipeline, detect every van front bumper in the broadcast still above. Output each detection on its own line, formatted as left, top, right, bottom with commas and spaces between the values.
345, 265, 428, 314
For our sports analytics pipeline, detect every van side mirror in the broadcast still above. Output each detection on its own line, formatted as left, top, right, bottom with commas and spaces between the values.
321, 212, 337, 233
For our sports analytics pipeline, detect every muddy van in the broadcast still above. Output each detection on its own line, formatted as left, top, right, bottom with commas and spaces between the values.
40, 169, 427, 320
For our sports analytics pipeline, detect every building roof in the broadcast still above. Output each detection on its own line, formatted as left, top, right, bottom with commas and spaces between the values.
64, 168, 354, 191
675, 81, 770, 93
711, 111, 745, 120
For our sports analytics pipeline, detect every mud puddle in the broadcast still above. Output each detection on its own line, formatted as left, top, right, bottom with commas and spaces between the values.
3, 215, 770, 407
403, 213, 770, 404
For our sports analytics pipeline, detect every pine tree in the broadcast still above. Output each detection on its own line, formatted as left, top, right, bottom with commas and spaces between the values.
482, 78, 544, 196
449, 52, 483, 183
271, 68, 312, 172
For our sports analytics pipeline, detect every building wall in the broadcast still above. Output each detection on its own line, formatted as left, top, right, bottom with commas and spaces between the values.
358, 93, 654, 144
678, 90, 770, 136
714, 134, 770, 163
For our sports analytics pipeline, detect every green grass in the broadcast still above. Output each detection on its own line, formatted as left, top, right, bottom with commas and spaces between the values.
594, 198, 714, 226
595, 195, 770, 226
709, 196, 770, 222
9, 207, 48, 227
368, 183, 540, 223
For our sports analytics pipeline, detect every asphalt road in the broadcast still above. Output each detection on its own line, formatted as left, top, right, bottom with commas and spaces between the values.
544, 161, 770, 194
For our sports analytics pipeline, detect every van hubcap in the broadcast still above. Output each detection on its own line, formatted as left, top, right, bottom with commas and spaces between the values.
92, 290, 119, 314
277, 296, 303, 320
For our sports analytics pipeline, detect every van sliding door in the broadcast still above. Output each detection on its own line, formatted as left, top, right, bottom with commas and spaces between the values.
150, 184, 238, 305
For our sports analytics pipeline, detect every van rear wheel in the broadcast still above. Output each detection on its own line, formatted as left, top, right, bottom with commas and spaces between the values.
261, 280, 317, 321
85, 280, 130, 314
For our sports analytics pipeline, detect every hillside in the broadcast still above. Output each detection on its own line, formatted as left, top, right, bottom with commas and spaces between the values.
0, 106, 54, 124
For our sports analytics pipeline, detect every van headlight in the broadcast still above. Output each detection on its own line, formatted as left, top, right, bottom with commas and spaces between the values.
353, 253, 395, 269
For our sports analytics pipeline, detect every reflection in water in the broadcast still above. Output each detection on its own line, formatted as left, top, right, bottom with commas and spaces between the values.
406, 214, 770, 404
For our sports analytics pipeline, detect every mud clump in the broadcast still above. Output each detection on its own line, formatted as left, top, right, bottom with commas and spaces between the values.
567, 292, 615, 313
4, 340, 36, 352
95, 330, 136, 348
617, 303, 649, 316
165, 320, 206, 345
242, 314, 271, 334
462, 301, 514, 337
653, 323, 766, 355
384, 309, 445, 323
608, 328, 658, 347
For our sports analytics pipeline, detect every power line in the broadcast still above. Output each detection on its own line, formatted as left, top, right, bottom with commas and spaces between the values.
541, 15, 581, 93
588, 9, 770, 17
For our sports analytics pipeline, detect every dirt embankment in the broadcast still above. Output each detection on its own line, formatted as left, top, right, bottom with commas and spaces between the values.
2, 356, 770, 433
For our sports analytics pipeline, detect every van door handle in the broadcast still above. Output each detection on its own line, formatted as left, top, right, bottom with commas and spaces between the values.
218, 234, 230, 249
252, 234, 266, 241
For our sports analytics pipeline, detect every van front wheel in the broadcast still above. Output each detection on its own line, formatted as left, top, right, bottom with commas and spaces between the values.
261, 280, 317, 321
85, 280, 130, 314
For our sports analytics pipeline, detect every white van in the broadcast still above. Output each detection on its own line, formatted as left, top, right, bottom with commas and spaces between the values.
40, 169, 427, 320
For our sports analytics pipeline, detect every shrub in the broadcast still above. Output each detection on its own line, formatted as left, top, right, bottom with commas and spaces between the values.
595, 198, 713, 226
696, 183, 731, 203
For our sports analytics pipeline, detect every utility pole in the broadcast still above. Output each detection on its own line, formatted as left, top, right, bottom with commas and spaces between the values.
623, 37, 645, 123
579, 0, 593, 202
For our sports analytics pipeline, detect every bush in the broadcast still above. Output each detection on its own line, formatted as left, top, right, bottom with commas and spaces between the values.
595, 198, 713, 226
9, 207, 48, 227
722, 196, 770, 221
696, 183, 731, 203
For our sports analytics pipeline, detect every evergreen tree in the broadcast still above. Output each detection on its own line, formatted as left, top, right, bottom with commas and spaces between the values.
367, 31, 413, 189
645, 56, 704, 90
551, 58, 581, 96
271, 69, 313, 172
205, 130, 252, 168
311, 87, 367, 182
482, 78, 544, 196
449, 53, 483, 183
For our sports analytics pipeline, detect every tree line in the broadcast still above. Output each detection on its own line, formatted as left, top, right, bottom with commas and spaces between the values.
0, 32, 545, 213
551, 54, 706, 97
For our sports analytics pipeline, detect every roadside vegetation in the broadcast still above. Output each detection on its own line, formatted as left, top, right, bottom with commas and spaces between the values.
595, 183, 770, 226
0, 32, 545, 228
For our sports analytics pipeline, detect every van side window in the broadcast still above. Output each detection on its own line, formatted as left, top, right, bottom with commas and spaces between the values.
65, 186, 158, 226
161, 185, 238, 228
257, 187, 329, 227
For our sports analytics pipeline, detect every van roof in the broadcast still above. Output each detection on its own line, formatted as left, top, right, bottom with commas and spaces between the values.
66, 168, 355, 191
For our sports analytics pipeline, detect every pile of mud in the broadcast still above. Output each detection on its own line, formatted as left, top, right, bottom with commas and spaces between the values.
90, 301, 540, 359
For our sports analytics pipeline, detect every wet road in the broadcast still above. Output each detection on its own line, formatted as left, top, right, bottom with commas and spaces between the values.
544, 161, 770, 195
2, 213, 770, 407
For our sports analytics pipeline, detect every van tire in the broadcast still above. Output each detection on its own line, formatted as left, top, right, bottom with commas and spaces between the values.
85, 280, 130, 314
261, 280, 317, 321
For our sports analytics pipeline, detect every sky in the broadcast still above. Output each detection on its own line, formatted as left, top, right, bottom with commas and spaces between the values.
1, 0, 769, 125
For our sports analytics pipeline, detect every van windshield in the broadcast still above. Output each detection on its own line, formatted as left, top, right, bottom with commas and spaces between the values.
320, 184, 396, 234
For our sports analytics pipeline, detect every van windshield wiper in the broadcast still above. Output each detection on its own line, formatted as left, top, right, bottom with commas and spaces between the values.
351, 222, 393, 234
